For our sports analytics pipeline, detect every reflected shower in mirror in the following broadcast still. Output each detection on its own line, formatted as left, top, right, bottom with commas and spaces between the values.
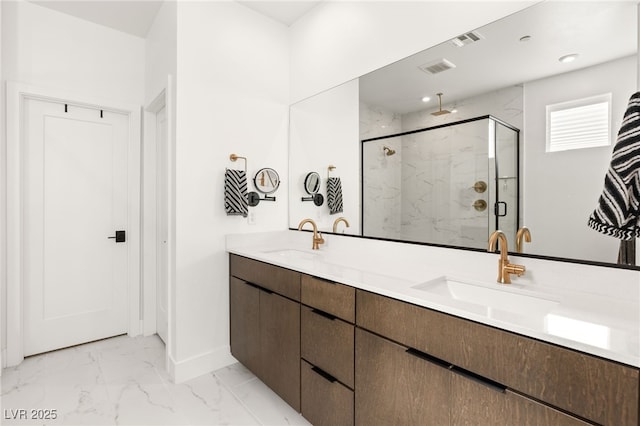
362, 116, 519, 249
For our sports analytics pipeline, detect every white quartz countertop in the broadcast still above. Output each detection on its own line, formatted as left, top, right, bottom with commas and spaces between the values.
226, 231, 640, 368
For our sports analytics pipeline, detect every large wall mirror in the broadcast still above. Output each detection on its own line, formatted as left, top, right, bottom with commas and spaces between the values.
289, 1, 638, 268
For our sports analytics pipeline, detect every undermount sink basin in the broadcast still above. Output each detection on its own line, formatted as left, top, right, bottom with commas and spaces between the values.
262, 249, 319, 261
412, 276, 559, 317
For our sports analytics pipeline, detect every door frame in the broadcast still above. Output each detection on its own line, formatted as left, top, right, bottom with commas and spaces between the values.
142, 88, 165, 337
142, 78, 176, 378
6, 82, 142, 367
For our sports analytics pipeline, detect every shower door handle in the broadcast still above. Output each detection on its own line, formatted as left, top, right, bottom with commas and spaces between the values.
494, 202, 508, 217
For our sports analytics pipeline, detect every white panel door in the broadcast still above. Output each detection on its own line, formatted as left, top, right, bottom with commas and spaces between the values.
24, 97, 129, 356
156, 105, 168, 344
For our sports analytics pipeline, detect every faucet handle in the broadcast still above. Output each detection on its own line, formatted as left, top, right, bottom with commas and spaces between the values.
505, 263, 526, 277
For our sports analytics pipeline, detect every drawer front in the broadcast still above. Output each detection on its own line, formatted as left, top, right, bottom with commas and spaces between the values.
230, 254, 300, 301
450, 372, 590, 426
301, 274, 355, 322
357, 289, 639, 426
301, 305, 354, 388
301, 360, 354, 426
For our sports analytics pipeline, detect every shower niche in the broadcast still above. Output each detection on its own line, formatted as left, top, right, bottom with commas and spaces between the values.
361, 115, 519, 250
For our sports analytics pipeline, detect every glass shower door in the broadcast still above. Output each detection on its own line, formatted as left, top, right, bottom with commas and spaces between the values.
493, 119, 519, 249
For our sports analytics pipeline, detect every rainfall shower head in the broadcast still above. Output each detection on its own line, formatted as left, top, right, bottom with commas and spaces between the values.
383, 146, 396, 156
431, 93, 451, 116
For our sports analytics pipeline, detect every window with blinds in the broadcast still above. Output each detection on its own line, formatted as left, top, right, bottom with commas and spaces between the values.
546, 93, 611, 153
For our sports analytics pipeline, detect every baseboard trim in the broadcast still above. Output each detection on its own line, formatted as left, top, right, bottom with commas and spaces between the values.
168, 345, 236, 383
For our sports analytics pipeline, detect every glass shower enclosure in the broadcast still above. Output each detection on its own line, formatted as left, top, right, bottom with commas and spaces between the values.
361, 115, 519, 250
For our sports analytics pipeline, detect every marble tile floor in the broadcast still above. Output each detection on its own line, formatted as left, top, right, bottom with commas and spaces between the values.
0, 334, 311, 426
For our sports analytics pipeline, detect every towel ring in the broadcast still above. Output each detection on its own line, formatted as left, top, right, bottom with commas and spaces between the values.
229, 154, 247, 173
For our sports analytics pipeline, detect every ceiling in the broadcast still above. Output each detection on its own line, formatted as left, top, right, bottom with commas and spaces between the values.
29, 0, 165, 38
359, 1, 638, 115
237, 1, 322, 26
28, 0, 321, 38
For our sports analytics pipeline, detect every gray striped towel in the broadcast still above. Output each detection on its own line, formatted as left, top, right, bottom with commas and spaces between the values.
225, 169, 248, 217
588, 91, 640, 240
327, 177, 343, 215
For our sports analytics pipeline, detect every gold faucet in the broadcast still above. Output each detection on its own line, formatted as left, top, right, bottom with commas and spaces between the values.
488, 230, 526, 284
332, 217, 350, 233
298, 219, 325, 250
515, 226, 531, 253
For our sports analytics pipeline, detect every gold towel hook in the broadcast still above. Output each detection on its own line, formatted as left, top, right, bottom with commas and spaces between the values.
229, 154, 247, 173
327, 165, 336, 180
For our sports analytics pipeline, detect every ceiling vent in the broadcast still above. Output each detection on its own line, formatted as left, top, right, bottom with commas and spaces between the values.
418, 58, 457, 75
451, 30, 484, 47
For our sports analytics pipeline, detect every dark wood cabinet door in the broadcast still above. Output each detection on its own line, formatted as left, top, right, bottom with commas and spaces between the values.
229, 276, 260, 375
301, 360, 354, 426
260, 290, 301, 411
450, 372, 590, 426
355, 328, 451, 426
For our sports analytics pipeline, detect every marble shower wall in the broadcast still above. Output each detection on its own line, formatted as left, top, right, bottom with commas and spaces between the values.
361, 85, 523, 247
400, 119, 490, 248
360, 102, 403, 238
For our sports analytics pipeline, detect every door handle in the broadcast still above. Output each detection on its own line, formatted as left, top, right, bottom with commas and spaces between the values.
108, 230, 126, 243
494, 201, 508, 217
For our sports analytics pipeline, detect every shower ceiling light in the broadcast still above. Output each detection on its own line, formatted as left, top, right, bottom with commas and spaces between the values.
421, 96, 431, 103
559, 53, 578, 63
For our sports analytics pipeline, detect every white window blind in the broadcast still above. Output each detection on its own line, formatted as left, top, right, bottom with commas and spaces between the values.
546, 93, 611, 153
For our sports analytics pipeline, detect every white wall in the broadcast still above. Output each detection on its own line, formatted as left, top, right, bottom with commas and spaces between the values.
290, 1, 537, 103
1, 0, 145, 365
2, 0, 144, 103
523, 55, 636, 263
173, 1, 289, 382
289, 80, 360, 234
145, 1, 177, 106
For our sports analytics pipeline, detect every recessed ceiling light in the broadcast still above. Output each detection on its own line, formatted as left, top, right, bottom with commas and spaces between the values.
559, 54, 579, 63
451, 109, 458, 113
421, 96, 431, 103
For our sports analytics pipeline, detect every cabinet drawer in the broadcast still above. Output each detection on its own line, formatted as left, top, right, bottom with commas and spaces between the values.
230, 254, 300, 301
357, 289, 639, 425
450, 371, 590, 426
301, 360, 354, 426
301, 274, 355, 322
301, 305, 354, 388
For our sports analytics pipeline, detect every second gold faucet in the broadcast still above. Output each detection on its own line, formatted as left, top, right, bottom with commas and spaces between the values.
488, 230, 525, 284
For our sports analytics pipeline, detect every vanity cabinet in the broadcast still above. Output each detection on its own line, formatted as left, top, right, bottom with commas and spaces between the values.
300, 275, 355, 426
229, 253, 638, 426
356, 289, 639, 426
229, 255, 301, 411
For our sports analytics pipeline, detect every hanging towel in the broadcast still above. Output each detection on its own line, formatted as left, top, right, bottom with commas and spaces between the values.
225, 169, 248, 217
588, 91, 640, 240
327, 177, 344, 215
